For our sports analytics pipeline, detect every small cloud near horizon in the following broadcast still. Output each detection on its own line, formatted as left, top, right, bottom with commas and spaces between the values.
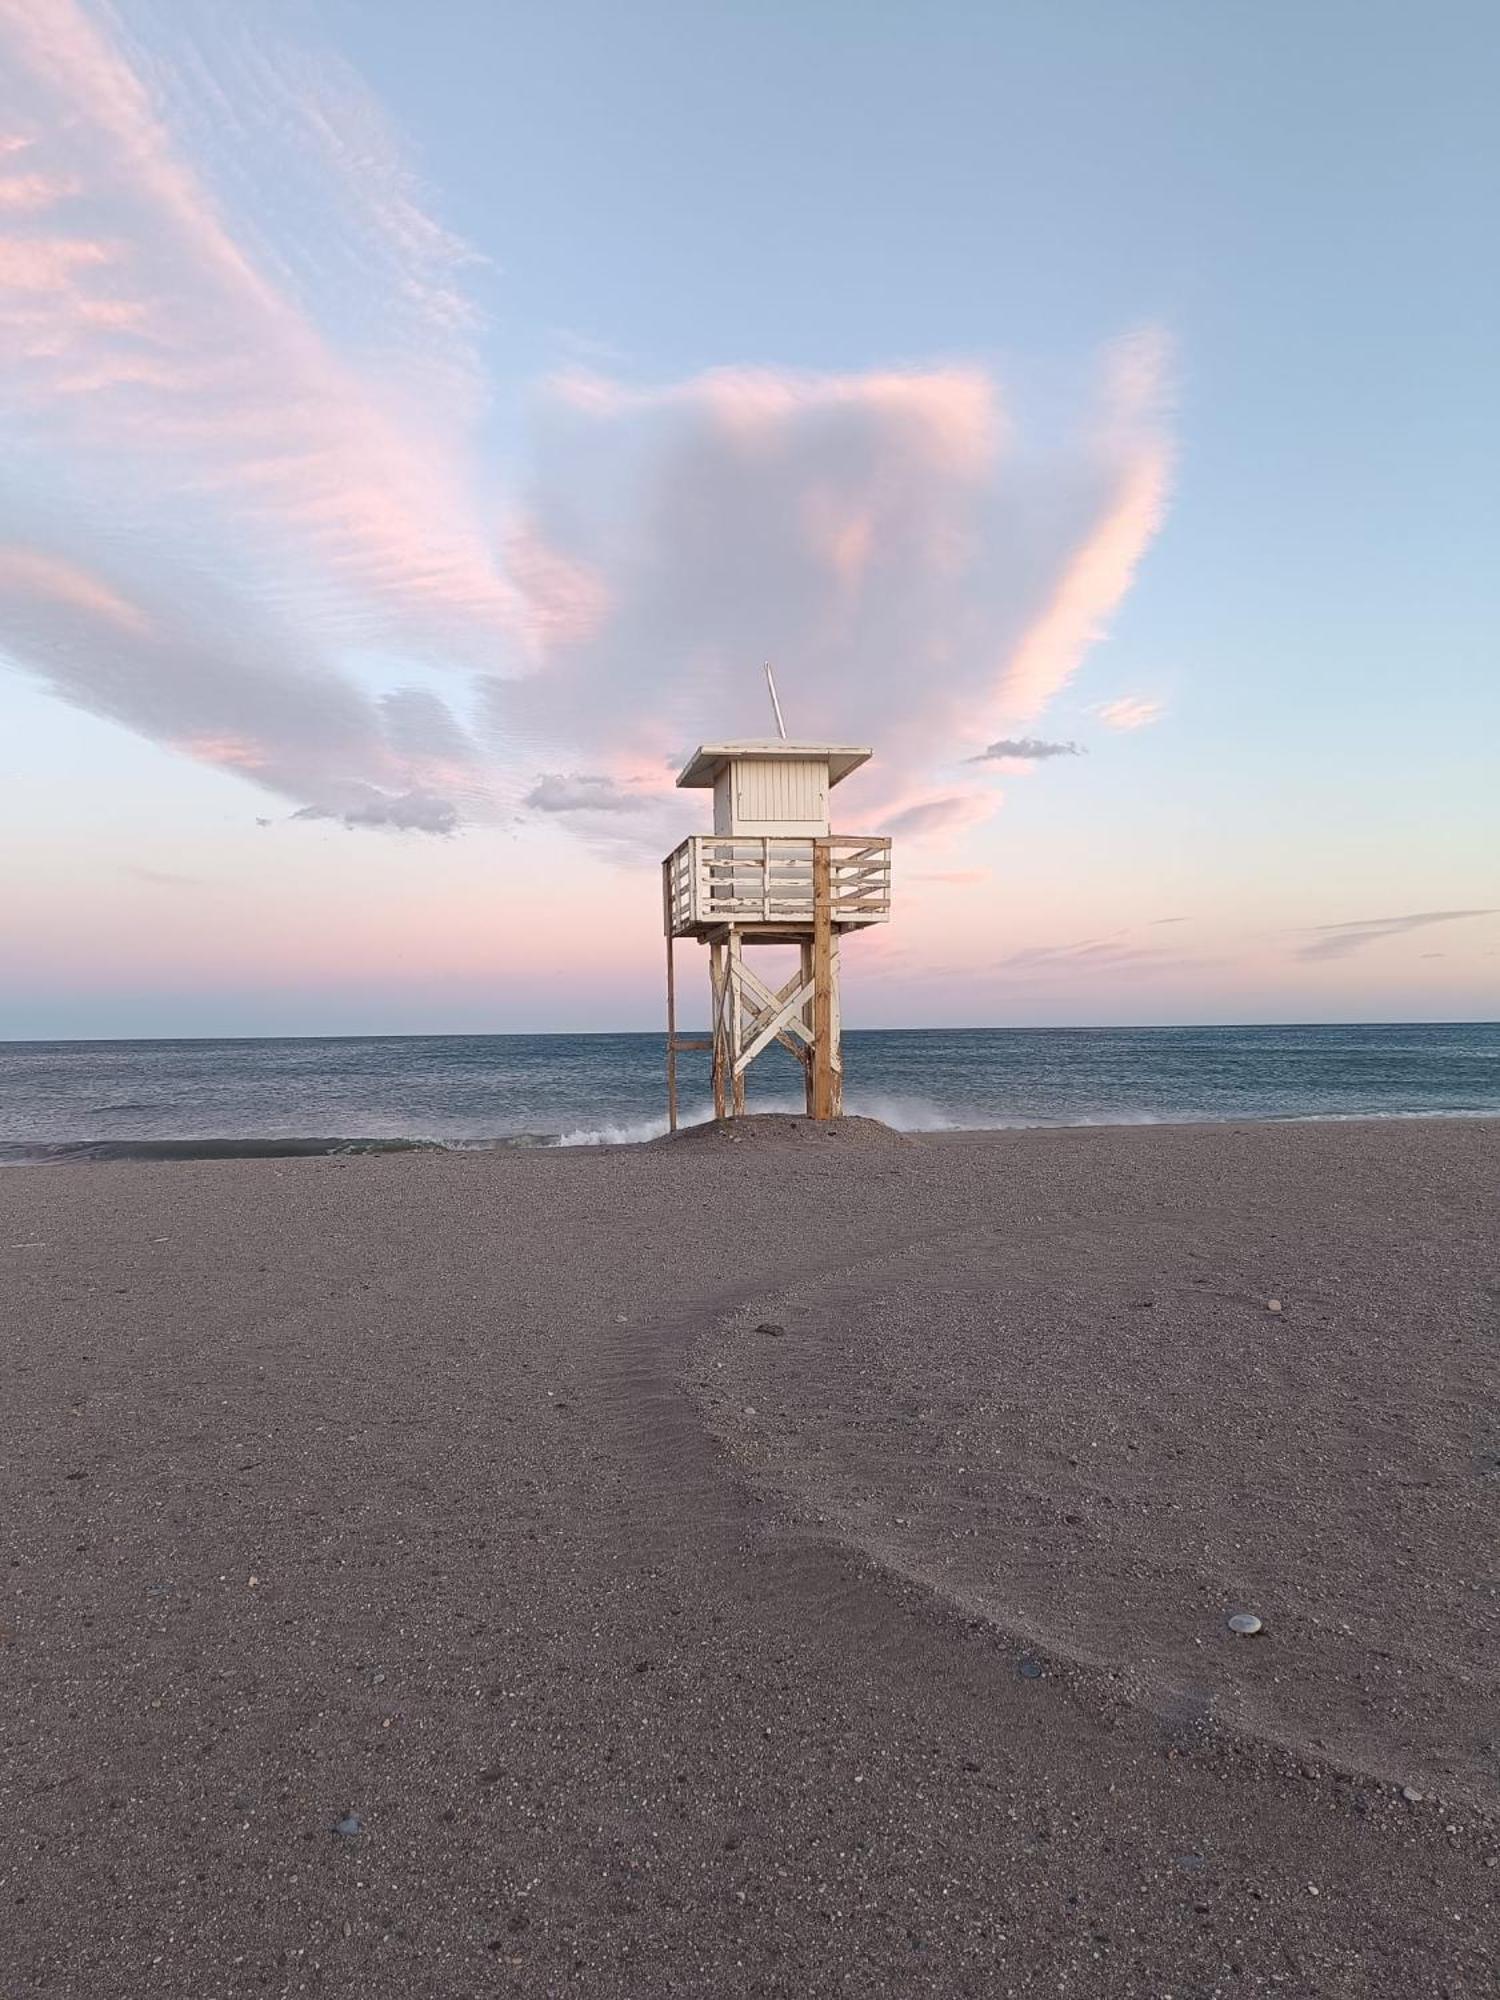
292, 793, 459, 835
524, 773, 648, 814
908, 931, 1219, 983
126, 866, 204, 888
1297, 908, 1495, 962
967, 736, 1084, 764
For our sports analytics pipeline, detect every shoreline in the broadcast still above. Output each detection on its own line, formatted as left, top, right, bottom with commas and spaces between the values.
3, 1104, 1498, 1165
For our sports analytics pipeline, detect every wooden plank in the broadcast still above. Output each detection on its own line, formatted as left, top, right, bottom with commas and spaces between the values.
800, 938, 816, 1114
729, 929, 747, 1115
732, 957, 814, 1045
709, 939, 727, 1120
734, 979, 815, 1074
811, 839, 835, 1119
829, 933, 843, 1115
662, 861, 678, 1133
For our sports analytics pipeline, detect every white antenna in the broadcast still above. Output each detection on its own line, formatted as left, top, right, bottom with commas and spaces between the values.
764, 661, 788, 740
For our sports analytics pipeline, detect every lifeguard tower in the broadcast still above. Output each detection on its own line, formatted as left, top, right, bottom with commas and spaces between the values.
661, 736, 893, 1127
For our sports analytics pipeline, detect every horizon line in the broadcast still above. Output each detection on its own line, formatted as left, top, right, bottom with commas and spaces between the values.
2, 1016, 1496, 1048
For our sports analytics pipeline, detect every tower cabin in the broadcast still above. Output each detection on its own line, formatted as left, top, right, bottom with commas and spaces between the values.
661, 740, 893, 1127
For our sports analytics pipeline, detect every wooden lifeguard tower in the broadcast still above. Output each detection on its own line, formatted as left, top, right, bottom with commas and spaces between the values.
661, 738, 893, 1127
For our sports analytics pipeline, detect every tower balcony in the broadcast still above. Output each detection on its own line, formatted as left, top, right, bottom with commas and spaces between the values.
664, 834, 892, 943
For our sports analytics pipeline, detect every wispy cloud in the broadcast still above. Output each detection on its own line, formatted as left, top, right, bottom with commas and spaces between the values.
0, 0, 516, 830
997, 331, 1173, 726
1297, 908, 1495, 962
1095, 696, 1165, 731
125, 864, 202, 887
967, 736, 1084, 763
0, 535, 493, 825
995, 935, 1147, 971
881, 794, 997, 841
0, 0, 513, 628
908, 932, 1218, 985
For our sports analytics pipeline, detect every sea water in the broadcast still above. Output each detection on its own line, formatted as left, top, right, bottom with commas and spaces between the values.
1, 1022, 1496, 1159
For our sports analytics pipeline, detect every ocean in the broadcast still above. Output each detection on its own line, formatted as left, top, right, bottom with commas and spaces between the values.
0, 1022, 1496, 1161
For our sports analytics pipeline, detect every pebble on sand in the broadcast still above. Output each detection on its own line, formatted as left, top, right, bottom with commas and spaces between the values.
1227, 1612, 1264, 1636
333, 1813, 362, 1838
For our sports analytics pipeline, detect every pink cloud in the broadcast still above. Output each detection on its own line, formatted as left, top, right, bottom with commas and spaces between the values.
0, 0, 517, 650
1096, 696, 1165, 730
506, 520, 612, 656
0, 535, 501, 829
0, 0, 526, 835
0, 545, 149, 634
500, 340, 1172, 835
0, 235, 113, 291
998, 450, 1170, 722
992, 330, 1172, 725
0, 170, 78, 212
174, 734, 267, 770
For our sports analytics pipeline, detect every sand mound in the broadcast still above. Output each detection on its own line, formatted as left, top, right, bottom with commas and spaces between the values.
656, 1112, 906, 1149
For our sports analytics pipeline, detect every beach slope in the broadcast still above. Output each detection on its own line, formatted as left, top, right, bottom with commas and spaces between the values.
3, 1117, 1497, 1996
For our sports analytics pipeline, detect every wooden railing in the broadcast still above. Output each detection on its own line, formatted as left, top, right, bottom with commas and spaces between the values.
664, 835, 892, 936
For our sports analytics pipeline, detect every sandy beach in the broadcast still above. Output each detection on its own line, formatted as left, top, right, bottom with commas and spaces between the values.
3, 1116, 1498, 1997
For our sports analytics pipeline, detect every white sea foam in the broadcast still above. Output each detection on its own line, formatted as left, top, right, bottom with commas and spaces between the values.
556, 1093, 1056, 1145
554, 1110, 679, 1147
551, 1096, 1470, 1148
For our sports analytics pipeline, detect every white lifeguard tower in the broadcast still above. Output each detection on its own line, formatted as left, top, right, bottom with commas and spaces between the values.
661, 735, 893, 1126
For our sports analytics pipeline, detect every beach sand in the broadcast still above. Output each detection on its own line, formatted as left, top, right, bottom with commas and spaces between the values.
3, 1117, 1497, 1996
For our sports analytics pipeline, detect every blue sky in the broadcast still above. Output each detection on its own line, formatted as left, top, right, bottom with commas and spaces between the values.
0, 0, 1495, 1035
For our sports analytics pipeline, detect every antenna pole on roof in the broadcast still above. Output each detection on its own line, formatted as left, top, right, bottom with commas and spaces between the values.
764, 661, 788, 741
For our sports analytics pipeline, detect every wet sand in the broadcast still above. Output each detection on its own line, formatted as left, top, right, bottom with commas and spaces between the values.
3, 1117, 1498, 1996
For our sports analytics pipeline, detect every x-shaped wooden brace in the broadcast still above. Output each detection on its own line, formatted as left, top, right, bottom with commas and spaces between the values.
729, 956, 815, 1076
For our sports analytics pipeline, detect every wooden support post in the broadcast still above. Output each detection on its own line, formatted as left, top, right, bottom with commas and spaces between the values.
828, 933, 843, 1117
662, 860, 678, 1133
727, 927, 747, 1115
709, 939, 728, 1121
811, 838, 838, 1120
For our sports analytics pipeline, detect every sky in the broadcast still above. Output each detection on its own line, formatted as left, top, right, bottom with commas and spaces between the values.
0, 0, 1496, 1038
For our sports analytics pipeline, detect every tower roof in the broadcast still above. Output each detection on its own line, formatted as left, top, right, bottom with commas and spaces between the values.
676, 740, 871, 790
